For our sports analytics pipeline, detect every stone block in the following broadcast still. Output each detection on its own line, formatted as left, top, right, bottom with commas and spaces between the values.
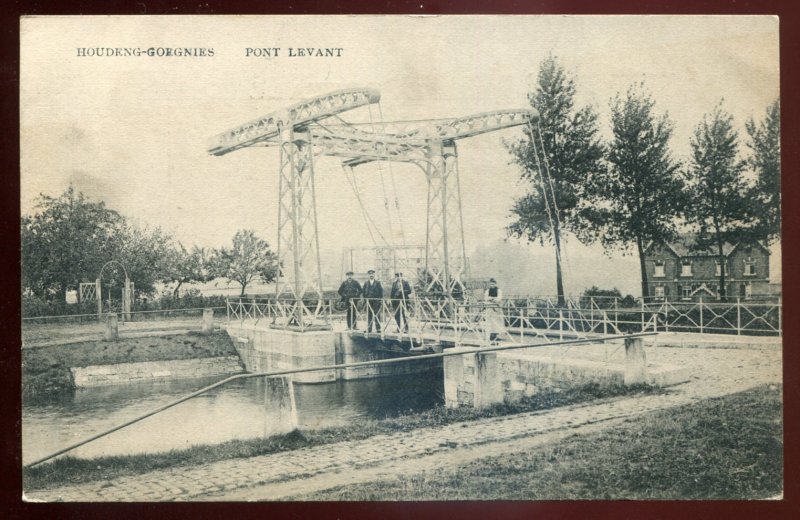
624, 337, 647, 385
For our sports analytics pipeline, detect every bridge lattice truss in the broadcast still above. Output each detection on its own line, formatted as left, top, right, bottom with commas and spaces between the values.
208, 88, 538, 326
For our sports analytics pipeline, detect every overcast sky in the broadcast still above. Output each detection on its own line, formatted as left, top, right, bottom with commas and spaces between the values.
20, 15, 780, 294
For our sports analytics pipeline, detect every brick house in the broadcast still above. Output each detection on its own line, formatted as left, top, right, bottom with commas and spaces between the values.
642, 234, 771, 301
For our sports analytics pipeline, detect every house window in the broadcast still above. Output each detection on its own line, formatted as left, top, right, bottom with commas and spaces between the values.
715, 260, 729, 277
654, 286, 665, 299
743, 257, 757, 276
680, 259, 693, 277
682, 285, 692, 300
654, 261, 665, 278
744, 283, 752, 299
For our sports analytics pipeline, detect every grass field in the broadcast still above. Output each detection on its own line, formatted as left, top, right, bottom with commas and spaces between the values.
289, 384, 783, 500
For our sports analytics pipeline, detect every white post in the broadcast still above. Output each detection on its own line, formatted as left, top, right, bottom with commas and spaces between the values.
624, 337, 647, 385
473, 352, 503, 408
104, 312, 118, 341
202, 308, 214, 335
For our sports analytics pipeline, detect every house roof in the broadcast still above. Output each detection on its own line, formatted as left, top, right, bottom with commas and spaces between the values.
645, 234, 742, 257
670, 234, 736, 257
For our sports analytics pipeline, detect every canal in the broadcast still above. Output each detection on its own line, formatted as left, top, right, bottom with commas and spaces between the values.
22, 369, 443, 465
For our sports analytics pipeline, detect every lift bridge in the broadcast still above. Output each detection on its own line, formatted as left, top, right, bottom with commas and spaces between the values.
208, 87, 538, 329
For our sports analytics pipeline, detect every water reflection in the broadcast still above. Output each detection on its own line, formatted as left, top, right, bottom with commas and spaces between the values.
22, 369, 443, 465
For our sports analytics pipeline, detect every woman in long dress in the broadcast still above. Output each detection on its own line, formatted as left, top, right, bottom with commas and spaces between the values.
483, 278, 504, 344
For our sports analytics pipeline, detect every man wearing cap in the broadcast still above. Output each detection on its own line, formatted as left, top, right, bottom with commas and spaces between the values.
390, 272, 413, 333
338, 271, 361, 330
362, 269, 383, 333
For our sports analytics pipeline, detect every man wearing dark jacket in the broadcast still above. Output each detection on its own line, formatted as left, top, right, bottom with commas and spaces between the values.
362, 269, 383, 333
390, 272, 413, 332
338, 271, 361, 330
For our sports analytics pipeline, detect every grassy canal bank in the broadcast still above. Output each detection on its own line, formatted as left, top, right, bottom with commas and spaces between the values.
290, 384, 783, 500
22, 331, 238, 402
23, 381, 665, 491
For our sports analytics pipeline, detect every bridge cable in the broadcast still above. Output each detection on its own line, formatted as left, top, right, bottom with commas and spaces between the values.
535, 121, 571, 297
367, 103, 397, 246
341, 164, 391, 247
377, 102, 408, 249
527, 123, 561, 295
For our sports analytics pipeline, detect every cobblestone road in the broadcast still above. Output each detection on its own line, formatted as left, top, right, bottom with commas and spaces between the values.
24, 343, 781, 502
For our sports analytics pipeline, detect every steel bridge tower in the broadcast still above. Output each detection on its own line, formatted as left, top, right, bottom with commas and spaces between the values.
208, 87, 537, 328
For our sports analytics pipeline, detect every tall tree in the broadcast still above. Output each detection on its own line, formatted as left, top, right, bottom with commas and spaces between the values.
21, 186, 181, 302
507, 55, 606, 304
745, 99, 781, 242
20, 186, 123, 299
109, 222, 175, 296
212, 230, 278, 297
584, 84, 684, 300
165, 244, 216, 298
686, 103, 749, 299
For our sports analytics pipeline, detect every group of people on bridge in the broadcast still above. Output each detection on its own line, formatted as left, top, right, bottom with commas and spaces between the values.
338, 271, 505, 343
338, 270, 413, 333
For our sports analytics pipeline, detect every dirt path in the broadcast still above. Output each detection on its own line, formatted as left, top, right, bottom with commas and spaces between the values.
22, 318, 220, 348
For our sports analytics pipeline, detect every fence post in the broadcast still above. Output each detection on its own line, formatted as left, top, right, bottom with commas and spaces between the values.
640, 298, 645, 332
700, 297, 704, 334
778, 296, 782, 336
559, 308, 564, 341
664, 301, 669, 333
736, 297, 741, 336
590, 297, 595, 330
96, 278, 102, 321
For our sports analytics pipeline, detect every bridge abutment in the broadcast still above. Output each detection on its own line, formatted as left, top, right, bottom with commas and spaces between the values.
226, 322, 442, 383
445, 340, 689, 408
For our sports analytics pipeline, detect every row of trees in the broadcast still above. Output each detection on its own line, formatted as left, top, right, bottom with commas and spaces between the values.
21, 186, 279, 303
508, 55, 780, 303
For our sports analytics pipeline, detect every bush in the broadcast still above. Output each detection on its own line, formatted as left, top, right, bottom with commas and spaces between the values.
580, 286, 637, 309
21, 294, 98, 318
21, 291, 228, 319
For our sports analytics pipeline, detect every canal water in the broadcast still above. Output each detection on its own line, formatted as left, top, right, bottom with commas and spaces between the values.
22, 369, 443, 465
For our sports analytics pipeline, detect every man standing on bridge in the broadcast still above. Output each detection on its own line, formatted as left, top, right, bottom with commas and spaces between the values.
391, 272, 413, 333
362, 269, 383, 333
338, 271, 362, 330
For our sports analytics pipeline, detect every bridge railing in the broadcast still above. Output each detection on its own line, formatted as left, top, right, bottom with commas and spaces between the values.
643, 298, 781, 336
348, 296, 661, 346
226, 297, 336, 331
499, 294, 781, 336
227, 293, 779, 337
